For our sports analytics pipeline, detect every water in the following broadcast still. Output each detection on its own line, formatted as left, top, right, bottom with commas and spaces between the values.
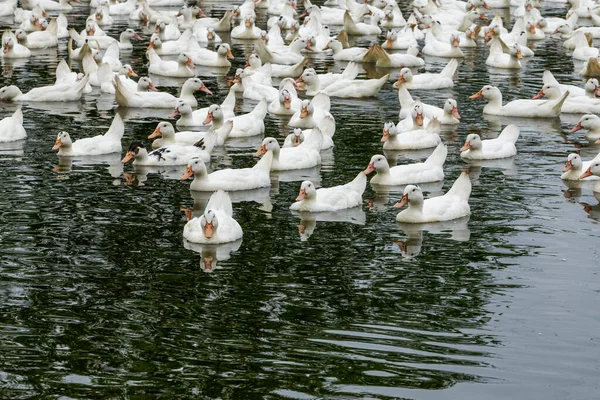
0, 1, 599, 399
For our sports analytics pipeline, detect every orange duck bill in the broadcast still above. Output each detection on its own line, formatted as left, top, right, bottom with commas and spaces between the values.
393, 194, 409, 208
181, 166, 194, 180
579, 167, 593, 179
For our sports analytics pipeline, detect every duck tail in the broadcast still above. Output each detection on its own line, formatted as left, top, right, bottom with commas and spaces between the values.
424, 142, 447, 166
343, 11, 359, 35
67, 37, 74, 57
551, 90, 569, 116
253, 40, 272, 64
498, 124, 520, 144
251, 98, 268, 119
206, 190, 233, 217
303, 126, 324, 150
105, 112, 124, 139
13, 106, 23, 125
193, 138, 205, 149
215, 120, 233, 146
441, 58, 459, 79
347, 169, 368, 196
336, 28, 350, 48
55, 59, 70, 81
290, 57, 308, 78
311, 92, 331, 112
542, 70, 559, 86
362, 43, 389, 64
341, 61, 360, 80
220, 10, 233, 31
221, 87, 237, 110
113, 77, 130, 107
447, 171, 472, 202
426, 117, 442, 134
320, 115, 336, 138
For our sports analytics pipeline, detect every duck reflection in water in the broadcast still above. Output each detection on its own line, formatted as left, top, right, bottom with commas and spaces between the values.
54, 153, 123, 178
394, 216, 471, 259
294, 207, 366, 241
183, 239, 242, 273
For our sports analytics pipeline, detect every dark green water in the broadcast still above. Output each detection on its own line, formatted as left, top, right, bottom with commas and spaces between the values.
1, 1, 599, 399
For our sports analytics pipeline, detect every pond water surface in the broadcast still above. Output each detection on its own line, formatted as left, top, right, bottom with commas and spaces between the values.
0, 1, 599, 399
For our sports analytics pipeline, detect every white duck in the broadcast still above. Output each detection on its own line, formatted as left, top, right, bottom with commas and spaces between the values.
232, 15, 263, 39
394, 171, 472, 223
296, 71, 389, 98
188, 43, 234, 68
365, 143, 447, 186
173, 90, 236, 128
394, 59, 458, 90
343, 10, 381, 36
154, 19, 181, 41
254, 39, 310, 65
52, 114, 124, 157
486, 41, 523, 69
122, 140, 212, 166
542, 70, 586, 97
290, 173, 367, 212
570, 114, 600, 142
147, 49, 195, 78
460, 125, 520, 160
532, 83, 600, 114
382, 117, 441, 150
1, 35, 32, 58
115, 77, 210, 109
363, 43, 425, 68
288, 94, 334, 129
254, 136, 321, 171
579, 161, 600, 183
181, 153, 273, 192
0, 76, 89, 102
147, 30, 193, 55
0, 107, 27, 142
15, 22, 58, 49
561, 153, 600, 180
323, 38, 368, 62
423, 32, 464, 58
149, 121, 233, 149
470, 85, 568, 117
183, 190, 243, 245
204, 100, 268, 138
383, 28, 418, 50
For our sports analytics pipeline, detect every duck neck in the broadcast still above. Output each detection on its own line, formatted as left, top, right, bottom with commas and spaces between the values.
180, 109, 195, 125
397, 85, 414, 109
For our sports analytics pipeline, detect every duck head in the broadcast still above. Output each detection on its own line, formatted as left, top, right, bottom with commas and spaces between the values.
169, 99, 192, 118
444, 99, 460, 119
178, 52, 195, 69
290, 128, 304, 146
394, 185, 424, 209
385, 29, 398, 48
200, 209, 219, 239
563, 153, 582, 172
137, 77, 158, 92
460, 133, 482, 152
580, 161, 600, 180
296, 181, 316, 201
280, 89, 292, 109
571, 114, 600, 133
203, 104, 223, 125
122, 141, 146, 163
380, 122, 397, 143
218, 43, 234, 59
182, 157, 207, 180
364, 154, 389, 174
52, 131, 72, 151
148, 122, 174, 139
254, 137, 280, 157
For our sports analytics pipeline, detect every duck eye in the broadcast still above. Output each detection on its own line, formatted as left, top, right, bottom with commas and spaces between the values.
412, 188, 416, 192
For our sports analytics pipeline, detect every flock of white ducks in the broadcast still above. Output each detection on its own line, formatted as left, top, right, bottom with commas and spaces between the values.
1, 0, 600, 263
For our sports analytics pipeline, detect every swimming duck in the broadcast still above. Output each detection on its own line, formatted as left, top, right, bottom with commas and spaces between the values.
268, 86, 302, 115
296, 70, 389, 98
15, 21, 58, 49
460, 125, 520, 160
0, 107, 26, 142
114, 77, 210, 109
290, 173, 367, 212
188, 43, 234, 68
579, 161, 600, 183
149, 121, 233, 149
364, 43, 425, 68
394, 59, 458, 89
365, 143, 447, 186
193, 10, 233, 32
183, 190, 243, 245
193, 26, 222, 44
254, 136, 321, 171
147, 49, 195, 77
0, 75, 89, 102
382, 27, 419, 50
172, 91, 237, 128
254, 38, 310, 65
147, 30, 193, 55
532, 83, 600, 114
205, 100, 268, 138
154, 18, 181, 41
343, 10, 381, 36
323, 38, 369, 61
423, 32, 465, 58
122, 140, 212, 166
570, 114, 600, 142
232, 15, 262, 39
182, 153, 273, 192
542, 70, 586, 97
562, 153, 600, 180
381, 118, 442, 150
486, 41, 523, 69
470, 85, 568, 117
52, 113, 124, 157
288, 94, 334, 129
1, 34, 32, 58
394, 171, 472, 223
